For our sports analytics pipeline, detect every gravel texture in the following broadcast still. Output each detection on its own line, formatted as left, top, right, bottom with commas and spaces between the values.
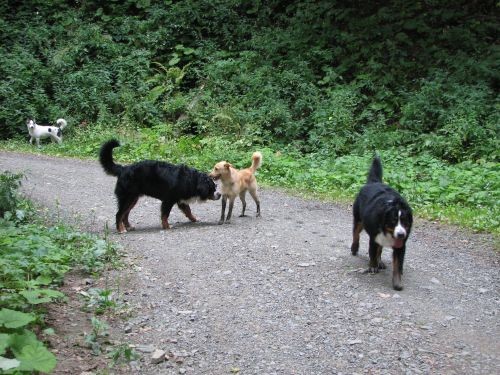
1, 151, 499, 374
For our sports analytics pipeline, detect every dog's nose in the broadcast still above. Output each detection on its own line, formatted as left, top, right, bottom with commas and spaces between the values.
395, 231, 406, 239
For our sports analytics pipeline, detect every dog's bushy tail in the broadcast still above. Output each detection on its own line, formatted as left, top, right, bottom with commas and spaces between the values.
250, 151, 263, 173
99, 139, 123, 176
56, 118, 67, 130
367, 156, 383, 183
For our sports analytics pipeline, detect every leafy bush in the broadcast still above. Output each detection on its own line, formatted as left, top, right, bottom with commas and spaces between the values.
0, 172, 25, 220
2, 1, 497, 163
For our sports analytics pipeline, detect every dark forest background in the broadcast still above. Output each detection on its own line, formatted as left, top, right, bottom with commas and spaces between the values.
1, 0, 498, 162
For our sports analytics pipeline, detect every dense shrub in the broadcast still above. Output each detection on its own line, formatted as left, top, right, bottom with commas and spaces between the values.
0, 0, 497, 162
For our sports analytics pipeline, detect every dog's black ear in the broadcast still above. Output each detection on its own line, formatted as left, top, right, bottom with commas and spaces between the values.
383, 201, 398, 222
198, 177, 215, 199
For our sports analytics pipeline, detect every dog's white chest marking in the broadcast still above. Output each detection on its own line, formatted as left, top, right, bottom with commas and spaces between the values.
375, 210, 406, 248
375, 231, 396, 248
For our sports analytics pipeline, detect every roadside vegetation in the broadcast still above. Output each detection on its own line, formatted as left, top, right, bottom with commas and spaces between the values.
0, 172, 121, 373
0, 0, 498, 234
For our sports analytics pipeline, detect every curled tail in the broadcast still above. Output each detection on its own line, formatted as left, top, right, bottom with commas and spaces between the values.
250, 151, 263, 173
99, 139, 123, 176
367, 156, 383, 183
56, 118, 67, 130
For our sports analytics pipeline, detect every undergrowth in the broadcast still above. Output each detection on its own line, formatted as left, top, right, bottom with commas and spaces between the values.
0, 171, 121, 373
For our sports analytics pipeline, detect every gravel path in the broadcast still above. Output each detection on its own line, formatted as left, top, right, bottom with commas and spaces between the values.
1, 151, 499, 374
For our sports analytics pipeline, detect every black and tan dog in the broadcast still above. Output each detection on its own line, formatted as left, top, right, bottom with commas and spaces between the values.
99, 139, 221, 233
351, 156, 413, 290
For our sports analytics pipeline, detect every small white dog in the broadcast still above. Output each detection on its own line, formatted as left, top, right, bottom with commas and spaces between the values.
27, 118, 67, 146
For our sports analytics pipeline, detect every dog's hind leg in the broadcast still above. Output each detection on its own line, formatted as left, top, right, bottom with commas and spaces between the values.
239, 191, 247, 217
249, 188, 260, 217
350, 220, 363, 255
161, 201, 175, 229
123, 196, 139, 231
51, 134, 62, 144
178, 203, 197, 222
116, 196, 136, 233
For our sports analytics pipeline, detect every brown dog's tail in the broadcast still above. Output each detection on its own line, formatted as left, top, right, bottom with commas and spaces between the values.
99, 139, 123, 176
250, 151, 263, 173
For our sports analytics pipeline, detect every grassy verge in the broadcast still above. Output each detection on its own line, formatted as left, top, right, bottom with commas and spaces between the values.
0, 172, 121, 373
1, 124, 498, 235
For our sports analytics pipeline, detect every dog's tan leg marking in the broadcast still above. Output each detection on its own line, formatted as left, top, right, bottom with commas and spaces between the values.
161, 201, 174, 229
351, 221, 363, 255
239, 191, 247, 217
161, 215, 170, 229
117, 221, 127, 234
178, 203, 197, 222
124, 197, 139, 230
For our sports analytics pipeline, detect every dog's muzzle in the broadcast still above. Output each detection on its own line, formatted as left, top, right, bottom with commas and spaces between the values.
211, 192, 222, 200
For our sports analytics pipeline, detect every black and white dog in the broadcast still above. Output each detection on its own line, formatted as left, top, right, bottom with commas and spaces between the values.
350, 156, 413, 291
27, 118, 67, 146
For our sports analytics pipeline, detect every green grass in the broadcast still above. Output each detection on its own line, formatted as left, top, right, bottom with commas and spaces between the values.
1, 125, 498, 235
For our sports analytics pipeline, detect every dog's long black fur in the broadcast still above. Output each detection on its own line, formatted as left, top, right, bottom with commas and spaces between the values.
351, 156, 413, 290
99, 139, 220, 233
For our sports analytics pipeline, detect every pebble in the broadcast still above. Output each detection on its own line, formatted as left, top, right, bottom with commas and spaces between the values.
151, 349, 166, 364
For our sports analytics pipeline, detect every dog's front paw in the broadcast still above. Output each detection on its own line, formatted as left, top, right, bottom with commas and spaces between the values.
378, 261, 387, 270
350, 243, 359, 255
367, 266, 379, 274
393, 274, 403, 291
218, 220, 225, 225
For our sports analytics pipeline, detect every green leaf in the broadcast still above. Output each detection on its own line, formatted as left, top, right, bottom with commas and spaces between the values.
8, 330, 39, 355
168, 55, 181, 66
0, 334, 9, 355
20, 289, 64, 304
0, 356, 20, 372
34, 275, 53, 286
17, 343, 57, 373
0, 309, 35, 329
147, 85, 166, 102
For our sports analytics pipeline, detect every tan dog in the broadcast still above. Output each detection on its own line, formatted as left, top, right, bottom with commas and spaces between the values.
210, 152, 262, 224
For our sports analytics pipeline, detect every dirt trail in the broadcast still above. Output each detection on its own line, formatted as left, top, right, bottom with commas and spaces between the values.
1, 151, 499, 374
